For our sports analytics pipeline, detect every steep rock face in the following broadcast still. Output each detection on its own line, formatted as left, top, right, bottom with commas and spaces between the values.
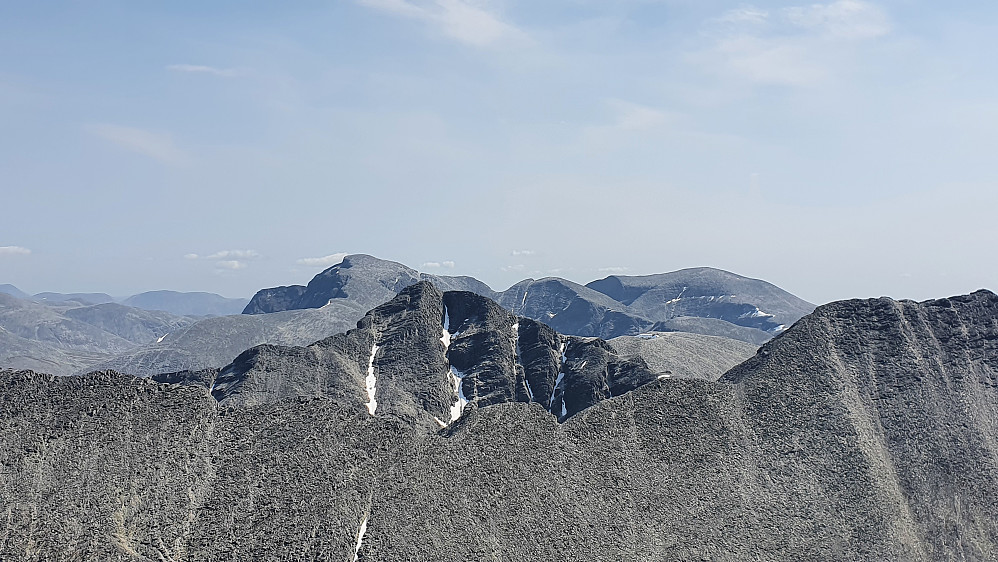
587, 267, 814, 334
213, 282, 659, 425
498, 277, 650, 339
242, 254, 498, 315
240, 285, 307, 314
2, 290, 998, 560
242, 256, 807, 345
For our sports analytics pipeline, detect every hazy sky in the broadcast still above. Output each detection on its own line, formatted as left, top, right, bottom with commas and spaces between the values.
2, 0, 997, 304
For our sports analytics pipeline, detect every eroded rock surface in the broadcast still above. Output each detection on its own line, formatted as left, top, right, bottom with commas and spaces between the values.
2, 290, 996, 561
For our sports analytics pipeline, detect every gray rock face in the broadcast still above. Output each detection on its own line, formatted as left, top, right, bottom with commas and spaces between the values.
610, 331, 758, 381
88, 300, 367, 377
498, 277, 648, 339
122, 290, 249, 317
211, 282, 657, 425
242, 254, 499, 315
246, 255, 811, 345
587, 267, 814, 334
239, 285, 307, 314
1, 290, 997, 560
63, 303, 196, 343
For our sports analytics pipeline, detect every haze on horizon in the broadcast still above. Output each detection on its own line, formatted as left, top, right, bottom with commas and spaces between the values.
2, 1, 996, 305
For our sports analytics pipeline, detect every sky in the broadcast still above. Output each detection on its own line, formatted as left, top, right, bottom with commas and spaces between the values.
2, 0, 997, 305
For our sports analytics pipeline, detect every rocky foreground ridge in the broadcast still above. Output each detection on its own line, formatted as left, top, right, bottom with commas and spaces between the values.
2, 287, 997, 561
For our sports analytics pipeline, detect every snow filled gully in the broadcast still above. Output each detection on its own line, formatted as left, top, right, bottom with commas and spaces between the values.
365, 342, 379, 415
442, 305, 469, 424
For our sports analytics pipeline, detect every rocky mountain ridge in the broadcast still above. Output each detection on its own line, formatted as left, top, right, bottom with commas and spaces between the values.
245, 254, 815, 343
2, 255, 799, 376
2, 289, 996, 560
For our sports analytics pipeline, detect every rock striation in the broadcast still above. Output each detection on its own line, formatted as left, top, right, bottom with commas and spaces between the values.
4, 287, 996, 560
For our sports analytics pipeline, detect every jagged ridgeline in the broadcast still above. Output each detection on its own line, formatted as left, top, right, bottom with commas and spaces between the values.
3, 286, 998, 560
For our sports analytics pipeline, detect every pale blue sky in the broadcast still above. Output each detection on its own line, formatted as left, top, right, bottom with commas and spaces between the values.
2, 0, 997, 304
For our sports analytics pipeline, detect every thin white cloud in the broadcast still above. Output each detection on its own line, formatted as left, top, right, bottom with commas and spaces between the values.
598, 266, 629, 273
183, 253, 199, 260
784, 0, 890, 39
693, 0, 891, 87
0, 246, 31, 256
206, 250, 259, 260
357, 0, 524, 47
166, 64, 239, 77
510, 249, 535, 256
442, 260, 455, 268
216, 260, 247, 270
297, 253, 348, 267
717, 6, 769, 25
87, 124, 189, 165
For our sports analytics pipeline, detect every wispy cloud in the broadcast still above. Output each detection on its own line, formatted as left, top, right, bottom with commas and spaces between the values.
357, 0, 525, 47
694, 0, 891, 87
87, 124, 189, 165
206, 250, 259, 260
421, 260, 455, 268
166, 64, 239, 77
186, 249, 260, 271
510, 249, 535, 256
784, 0, 890, 39
216, 260, 247, 270
297, 253, 348, 267
0, 246, 31, 256
598, 266, 629, 273
716, 6, 769, 26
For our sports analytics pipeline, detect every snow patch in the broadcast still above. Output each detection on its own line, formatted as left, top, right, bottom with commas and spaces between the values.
353, 516, 368, 561
433, 416, 447, 428
450, 366, 468, 422
657, 373, 671, 380
549, 341, 567, 411
635, 333, 658, 340
156, 333, 167, 343
740, 307, 775, 319
513, 321, 532, 401
365, 343, 379, 415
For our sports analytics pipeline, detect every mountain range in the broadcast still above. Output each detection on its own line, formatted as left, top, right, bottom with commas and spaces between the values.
2, 280, 996, 560
0, 255, 814, 376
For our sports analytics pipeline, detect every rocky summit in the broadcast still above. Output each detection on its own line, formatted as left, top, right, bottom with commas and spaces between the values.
2, 287, 998, 561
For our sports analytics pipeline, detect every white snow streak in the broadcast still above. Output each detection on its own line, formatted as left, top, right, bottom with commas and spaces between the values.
433, 416, 447, 428
549, 341, 566, 411
450, 366, 468, 422
657, 373, 671, 380
365, 343, 379, 415
156, 333, 167, 343
513, 321, 532, 401
441, 305, 469, 423
353, 516, 368, 561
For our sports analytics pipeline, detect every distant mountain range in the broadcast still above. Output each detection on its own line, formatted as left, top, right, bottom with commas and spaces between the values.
246, 254, 815, 344
0, 285, 249, 315
1, 255, 812, 376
